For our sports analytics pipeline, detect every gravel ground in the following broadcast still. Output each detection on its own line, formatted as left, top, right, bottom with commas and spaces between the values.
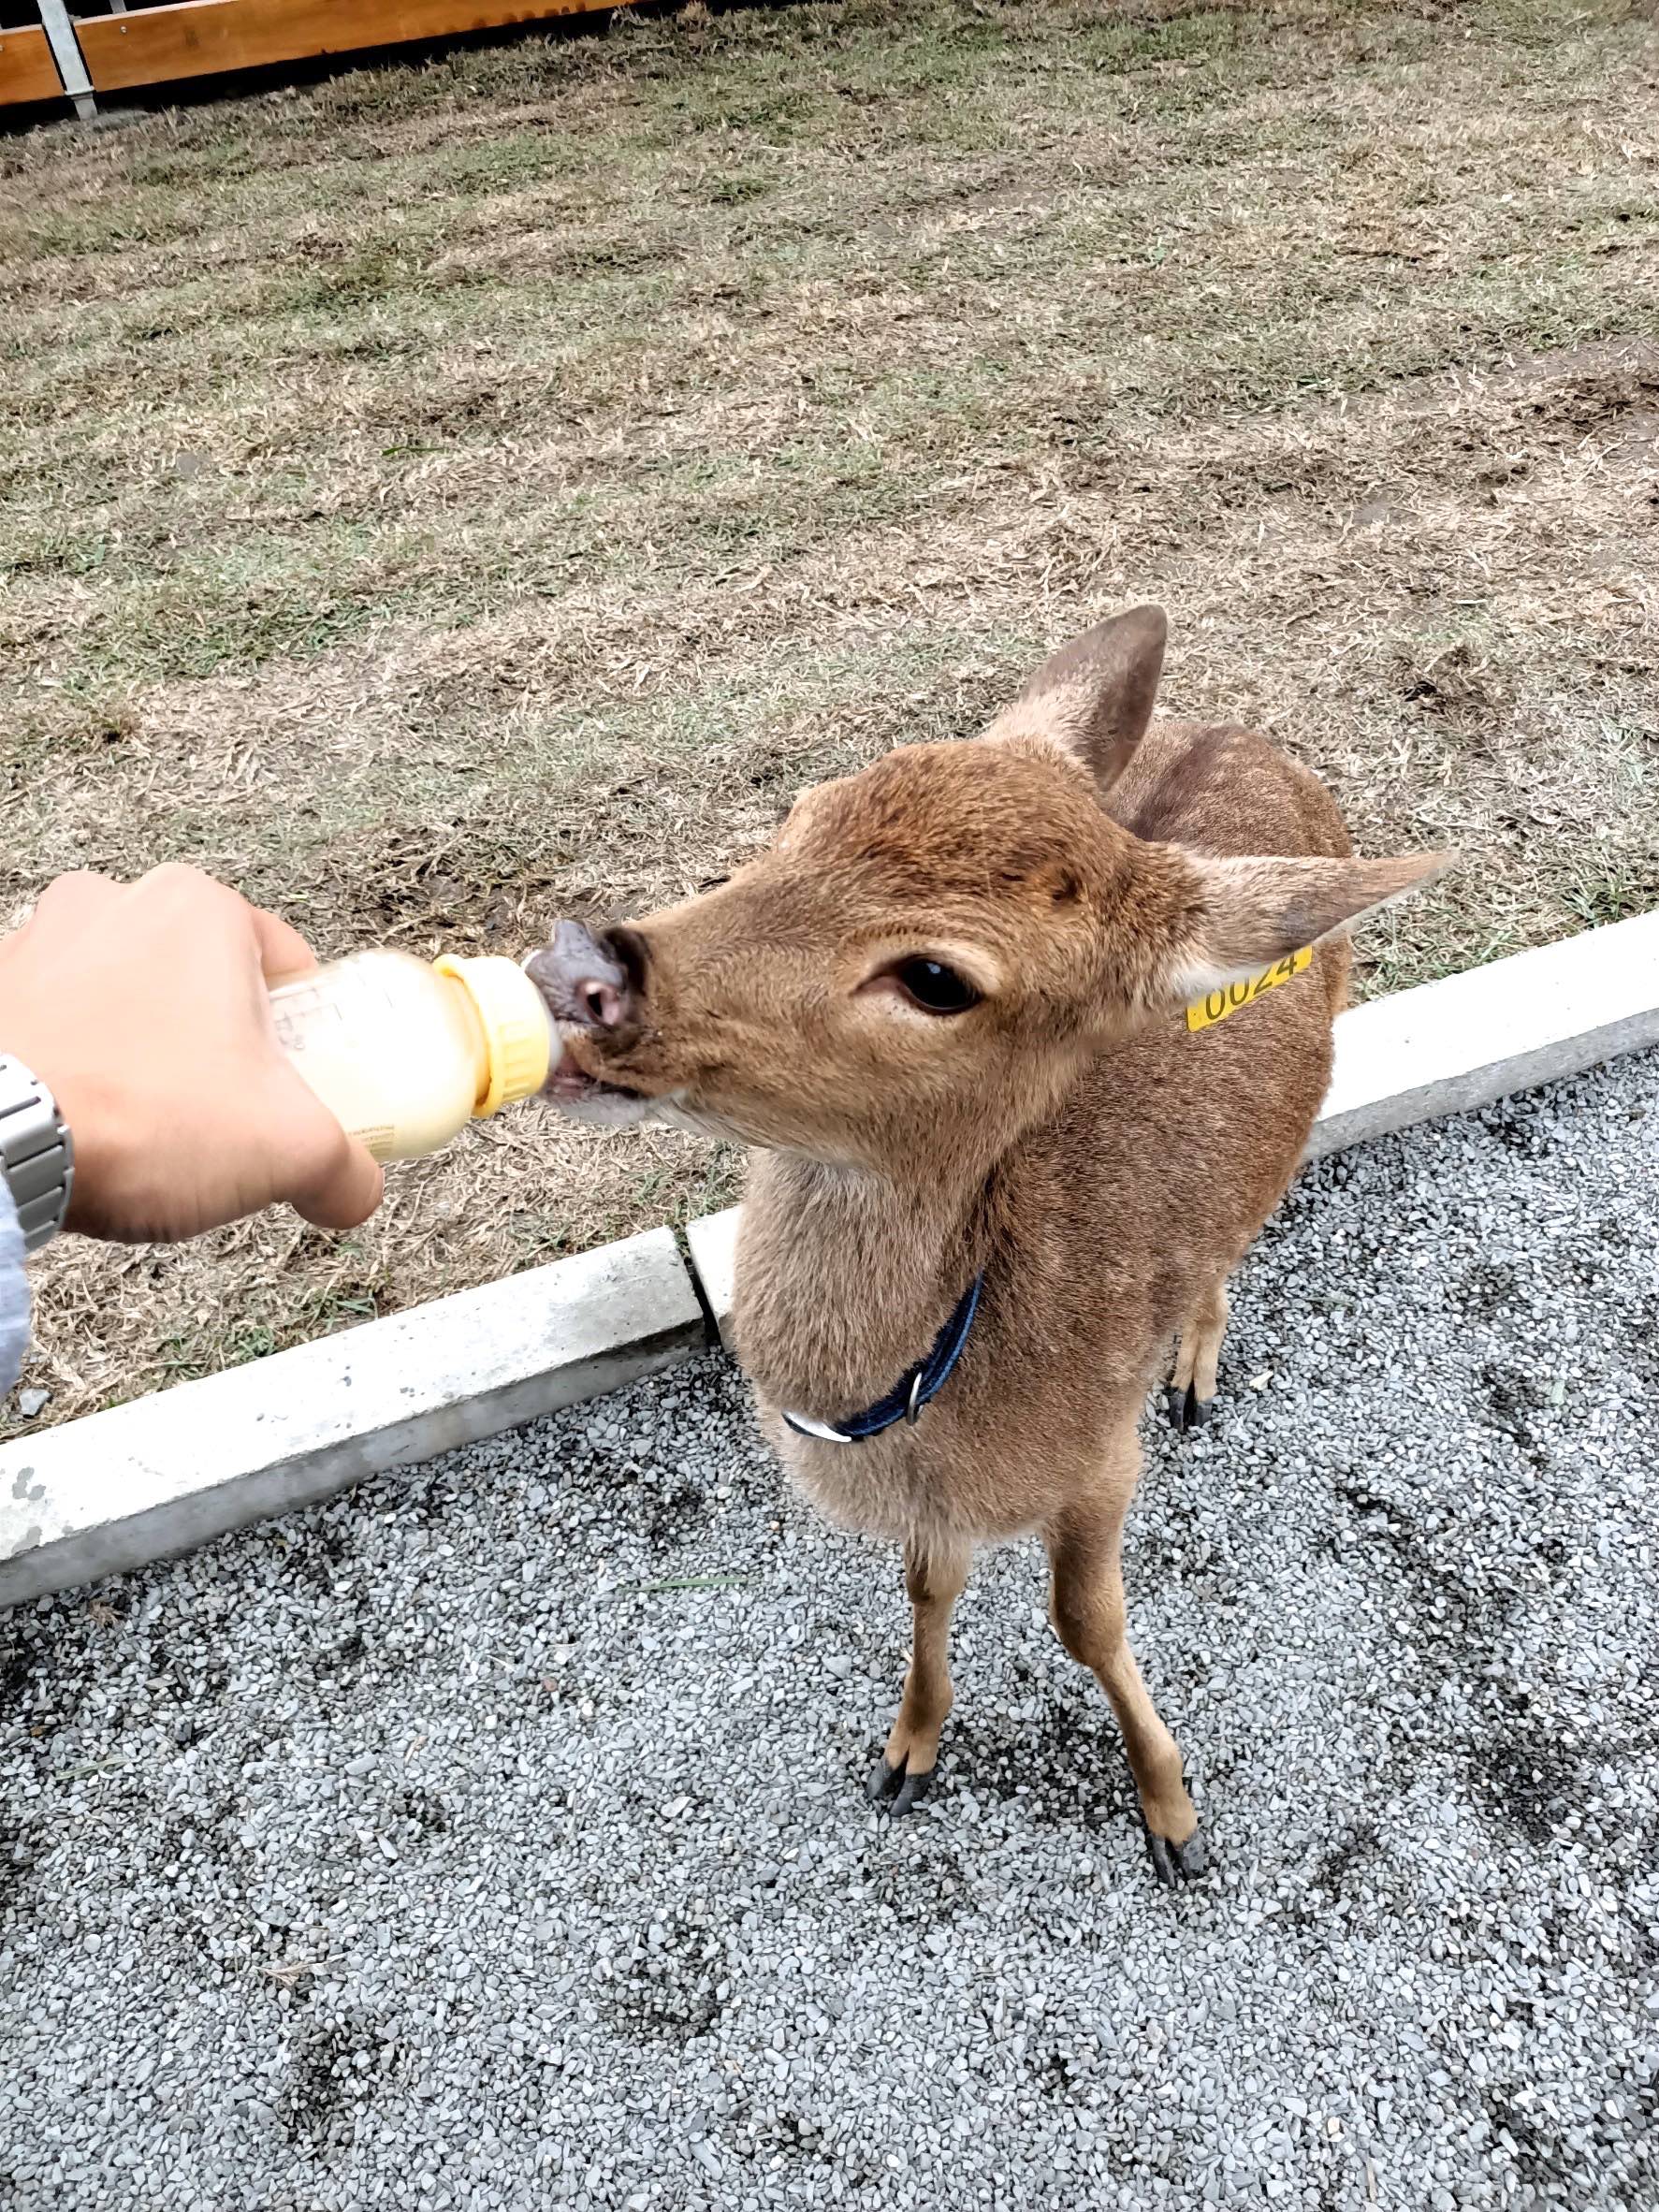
3, 1053, 1658, 2212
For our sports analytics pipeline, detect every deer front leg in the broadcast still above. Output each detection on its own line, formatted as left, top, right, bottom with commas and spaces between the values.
1047, 1460, 1205, 1885
868, 1536, 971, 1818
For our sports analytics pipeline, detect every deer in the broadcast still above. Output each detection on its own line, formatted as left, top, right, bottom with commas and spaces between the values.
527, 606, 1446, 1882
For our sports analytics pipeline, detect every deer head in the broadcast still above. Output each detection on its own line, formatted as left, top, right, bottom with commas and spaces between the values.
529, 608, 1445, 1173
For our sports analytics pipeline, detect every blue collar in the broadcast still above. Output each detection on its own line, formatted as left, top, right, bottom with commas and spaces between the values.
781, 1272, 985, 1446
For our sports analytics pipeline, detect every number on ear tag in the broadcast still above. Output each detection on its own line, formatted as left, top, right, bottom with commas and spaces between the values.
1186, 947, 1314, 1032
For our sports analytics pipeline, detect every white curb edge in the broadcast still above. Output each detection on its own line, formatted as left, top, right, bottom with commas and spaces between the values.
0, 1228, 702, 1609
3, 909, 1655, 1608
1307, 908, 1659, 1157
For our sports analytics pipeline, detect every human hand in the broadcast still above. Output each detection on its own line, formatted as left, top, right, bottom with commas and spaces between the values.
0, 865, 383, 1244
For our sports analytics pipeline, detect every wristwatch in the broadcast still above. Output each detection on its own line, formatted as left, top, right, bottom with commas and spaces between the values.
0, 1055, 75, 1254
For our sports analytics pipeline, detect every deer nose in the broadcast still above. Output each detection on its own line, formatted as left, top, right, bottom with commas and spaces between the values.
524, 921, 633, 1030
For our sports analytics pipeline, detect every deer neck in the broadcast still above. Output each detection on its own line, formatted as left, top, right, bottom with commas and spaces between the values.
734, 1149, 991, 1419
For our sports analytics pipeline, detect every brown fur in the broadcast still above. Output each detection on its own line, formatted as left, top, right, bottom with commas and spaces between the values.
541, 606, 1446, 1874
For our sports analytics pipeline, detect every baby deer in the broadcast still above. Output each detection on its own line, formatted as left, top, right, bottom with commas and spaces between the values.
531, 607, 1445, 1880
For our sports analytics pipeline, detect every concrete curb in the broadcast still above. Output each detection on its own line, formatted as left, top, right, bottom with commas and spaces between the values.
685, 1211, 742, 1354
3, 910, 1655, 1608
1307, 907, 1659, 1158
0, 1229, 702, 1608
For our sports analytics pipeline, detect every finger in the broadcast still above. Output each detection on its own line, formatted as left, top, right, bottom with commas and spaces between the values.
249, 904, 321, 987
288, 1125, 385, 1231
29, 870, 124, 926
138, 860, 218, 892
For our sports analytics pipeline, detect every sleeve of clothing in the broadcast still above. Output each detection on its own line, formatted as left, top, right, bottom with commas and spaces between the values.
0, 1176, 29, 1400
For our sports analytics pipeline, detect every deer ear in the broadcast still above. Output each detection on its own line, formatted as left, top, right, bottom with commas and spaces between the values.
1153, 850, 1453, 1008
983, 604, 1167, 795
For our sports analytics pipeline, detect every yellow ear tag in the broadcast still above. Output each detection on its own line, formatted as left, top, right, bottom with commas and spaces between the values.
1186, 946, 1314, 1032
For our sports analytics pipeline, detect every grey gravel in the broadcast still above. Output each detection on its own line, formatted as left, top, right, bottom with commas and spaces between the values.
4, 1052, 1658, 2211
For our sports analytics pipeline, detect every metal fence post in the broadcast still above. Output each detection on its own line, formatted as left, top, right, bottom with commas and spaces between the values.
36, 0, 96, 120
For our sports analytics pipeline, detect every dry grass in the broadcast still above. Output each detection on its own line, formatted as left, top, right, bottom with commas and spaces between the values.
2, 0, 1656, 1432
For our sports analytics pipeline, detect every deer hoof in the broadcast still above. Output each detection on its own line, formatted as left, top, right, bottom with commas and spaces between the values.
1143, 1821, 1208, 1885
868, 1754, 934, 1818
1165, 1384, 1215, 1436
867, 1754, 902, 1803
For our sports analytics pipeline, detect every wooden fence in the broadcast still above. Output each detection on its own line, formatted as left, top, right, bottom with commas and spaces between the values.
1, 0, 622, 116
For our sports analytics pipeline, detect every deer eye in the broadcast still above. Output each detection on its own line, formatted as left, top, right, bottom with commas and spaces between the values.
892, 958, 982, 1015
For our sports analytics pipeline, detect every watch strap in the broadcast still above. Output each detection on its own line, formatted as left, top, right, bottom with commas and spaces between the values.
0, 1055, 75, 1254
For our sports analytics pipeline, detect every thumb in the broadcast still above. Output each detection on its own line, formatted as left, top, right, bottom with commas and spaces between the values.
290, 1122, 385, 1230
278, 1079, 386, 1229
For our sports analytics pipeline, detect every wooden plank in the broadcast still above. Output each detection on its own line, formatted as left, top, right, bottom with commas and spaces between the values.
0, 25, 65, 107
77, 0, 622, 94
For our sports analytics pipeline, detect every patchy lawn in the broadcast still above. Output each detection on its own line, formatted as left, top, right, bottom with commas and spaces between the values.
2, 0, 1655, 1431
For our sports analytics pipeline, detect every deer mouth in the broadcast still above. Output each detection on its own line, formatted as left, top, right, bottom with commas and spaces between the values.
541, 1029, 656, 1126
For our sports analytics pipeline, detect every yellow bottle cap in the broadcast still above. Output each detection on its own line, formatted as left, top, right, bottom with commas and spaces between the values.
433, 954, 552, 1118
